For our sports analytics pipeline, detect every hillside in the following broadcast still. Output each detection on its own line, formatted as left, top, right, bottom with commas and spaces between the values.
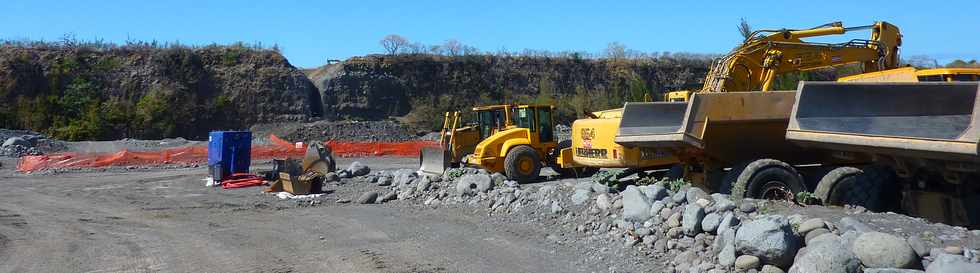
308, 54, 714, 129
0, 43, 321, 140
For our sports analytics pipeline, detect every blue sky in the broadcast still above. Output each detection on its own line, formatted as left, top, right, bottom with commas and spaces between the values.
2, 0, 977, 68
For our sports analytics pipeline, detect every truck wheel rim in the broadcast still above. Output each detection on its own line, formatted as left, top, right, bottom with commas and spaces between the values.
519, 157, 533, 174
759, 181, 793, 201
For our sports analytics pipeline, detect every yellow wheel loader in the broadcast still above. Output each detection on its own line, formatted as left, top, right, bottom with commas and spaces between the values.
420, 104, 588, 183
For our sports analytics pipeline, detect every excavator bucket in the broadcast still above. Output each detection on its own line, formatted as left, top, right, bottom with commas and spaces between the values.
787, 82, 980, 161
419, 146, 451, 176
303, 142, 337, 175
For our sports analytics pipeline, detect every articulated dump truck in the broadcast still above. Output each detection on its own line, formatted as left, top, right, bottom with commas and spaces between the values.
614, 67, 980, 228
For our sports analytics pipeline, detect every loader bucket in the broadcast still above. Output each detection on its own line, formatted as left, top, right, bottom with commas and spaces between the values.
787, 82, 980, 160
419, 147, 451, 175
614, 102, 689, 147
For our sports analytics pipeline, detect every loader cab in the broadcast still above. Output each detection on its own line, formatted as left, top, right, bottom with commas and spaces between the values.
472, 104, 556, 143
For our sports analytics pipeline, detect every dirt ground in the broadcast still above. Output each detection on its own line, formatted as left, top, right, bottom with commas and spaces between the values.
0, 157, 595, 273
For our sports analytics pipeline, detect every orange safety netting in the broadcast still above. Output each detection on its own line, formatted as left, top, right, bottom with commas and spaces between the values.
16, 134, 437, 172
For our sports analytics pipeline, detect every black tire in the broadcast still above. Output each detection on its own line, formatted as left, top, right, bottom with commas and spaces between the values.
549, 140, 598, 179
817, 165, 896, 211
505, 145, 542, 183
814, 166, 862, 206
731, 159, 806, 201
719, 162, 751, 194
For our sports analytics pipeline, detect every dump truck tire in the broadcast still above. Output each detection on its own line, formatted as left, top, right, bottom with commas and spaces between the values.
505, 145, 541, 183
719, 162, 751, 194
817, 165, 895, 211
814, 166, 863, 206
731, 159, 805, 201
549, 140, 599, 178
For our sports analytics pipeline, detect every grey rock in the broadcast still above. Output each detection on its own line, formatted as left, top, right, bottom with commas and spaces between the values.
798, 218, 826, 234
667, 212, 682, 228
574, 181, 594, 192
735, 215, 802, 268
735, 255, 761, 271
702, 212, 722, 234
687, 187, 710, 205
925, 253, 979, 273
378, 191, 397, 203
943, 246, 963, 255
592, 182, 610, 193
2, 137, 29, 148
338, 170, 352, 179
672, 190, 688, 204
346, 161, 371, 177
336, 198, 351, 203
719, 242, 736, 267
612, 198, 623, 210
839, 217, 873, 233
490, 172, 507, 184
571, 189, 591, 206
683, 204, 706, 236
740, 202, 758, 213
357, 191, 379, 204
551, 201, 565, 214
650, 200, 666, 217
718, 211, 740, 235
636, 227, 652, 237
864, 269, 925, 273
713, 195, 736, 212
853, 232, 919, 269
761, 265, 785, 273
644, 183, 669, 201
377, 176, 393, 186
805, 228, 831, 245
906, 235, 931, 258
455, 174, 493, 196
596, 193, 612, 210
622, 185, 653, 222
415, 176, 432, 192
393, 169, 418, 188
714, 228, 736, 255
788, 238, 861, 273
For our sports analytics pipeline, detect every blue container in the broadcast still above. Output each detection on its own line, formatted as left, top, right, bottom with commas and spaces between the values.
208, 131, 252, 181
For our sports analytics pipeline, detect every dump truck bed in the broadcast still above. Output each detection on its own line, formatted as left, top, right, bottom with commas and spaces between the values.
615, 92, 826, 166
786, 82, 980, 162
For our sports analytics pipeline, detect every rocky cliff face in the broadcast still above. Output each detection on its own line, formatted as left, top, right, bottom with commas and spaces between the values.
0, 44, 321, 140
308, 54, 712, 129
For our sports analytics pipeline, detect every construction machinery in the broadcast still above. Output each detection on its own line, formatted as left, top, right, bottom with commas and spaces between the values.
786, 67, 980, 227
267, 142, 337, 195
611, 21, 903, 196
420, 104, 583, 183
560, 21, 901, 182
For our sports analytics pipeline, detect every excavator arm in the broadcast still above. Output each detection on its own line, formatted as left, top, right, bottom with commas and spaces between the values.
702, 21, 901, 93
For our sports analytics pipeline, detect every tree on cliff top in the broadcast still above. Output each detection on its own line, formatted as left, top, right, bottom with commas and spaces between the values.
381, 34, 409, 55
738, 18, 753, 41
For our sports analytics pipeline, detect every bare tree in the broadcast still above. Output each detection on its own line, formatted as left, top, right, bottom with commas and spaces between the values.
738, 18, 753, 41
380, 34, 408, 55
444, 39, 462, 56
406, 42, 426, 54
605, 42, 627, 59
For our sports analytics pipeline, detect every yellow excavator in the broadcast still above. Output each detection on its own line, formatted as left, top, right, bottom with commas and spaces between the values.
559, 21, 902, 182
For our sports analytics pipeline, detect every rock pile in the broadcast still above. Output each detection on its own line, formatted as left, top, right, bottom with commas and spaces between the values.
340, 164, 980, 273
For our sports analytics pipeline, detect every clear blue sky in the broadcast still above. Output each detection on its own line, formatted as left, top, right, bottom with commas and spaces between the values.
2, 0, 977, 68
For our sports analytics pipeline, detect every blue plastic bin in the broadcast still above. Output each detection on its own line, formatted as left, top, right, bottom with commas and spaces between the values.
208, 131, 252, 181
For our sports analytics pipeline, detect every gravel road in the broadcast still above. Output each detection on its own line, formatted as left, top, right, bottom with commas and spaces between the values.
0, 157, 590, 273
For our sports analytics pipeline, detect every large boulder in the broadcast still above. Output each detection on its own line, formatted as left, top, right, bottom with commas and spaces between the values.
788, 238, 861, 273
852, 232, 919, 269
702, 212, 722, 234
346, 161, 371, 177
571, 189, 591, 206
717, 211, 740, 235
682, 203, 706, 236
686, 187, 709, 204
735, 215, 803, 268
455, 174, 493, 196
622, 185, 653, 222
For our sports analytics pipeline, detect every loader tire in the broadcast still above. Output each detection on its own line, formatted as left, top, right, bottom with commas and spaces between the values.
817, 165, 896, 212
505, 145, 541, 183
731, 159, 805, 201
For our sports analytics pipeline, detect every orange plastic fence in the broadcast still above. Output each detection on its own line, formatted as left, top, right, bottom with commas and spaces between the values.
16, 134, 437, 172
